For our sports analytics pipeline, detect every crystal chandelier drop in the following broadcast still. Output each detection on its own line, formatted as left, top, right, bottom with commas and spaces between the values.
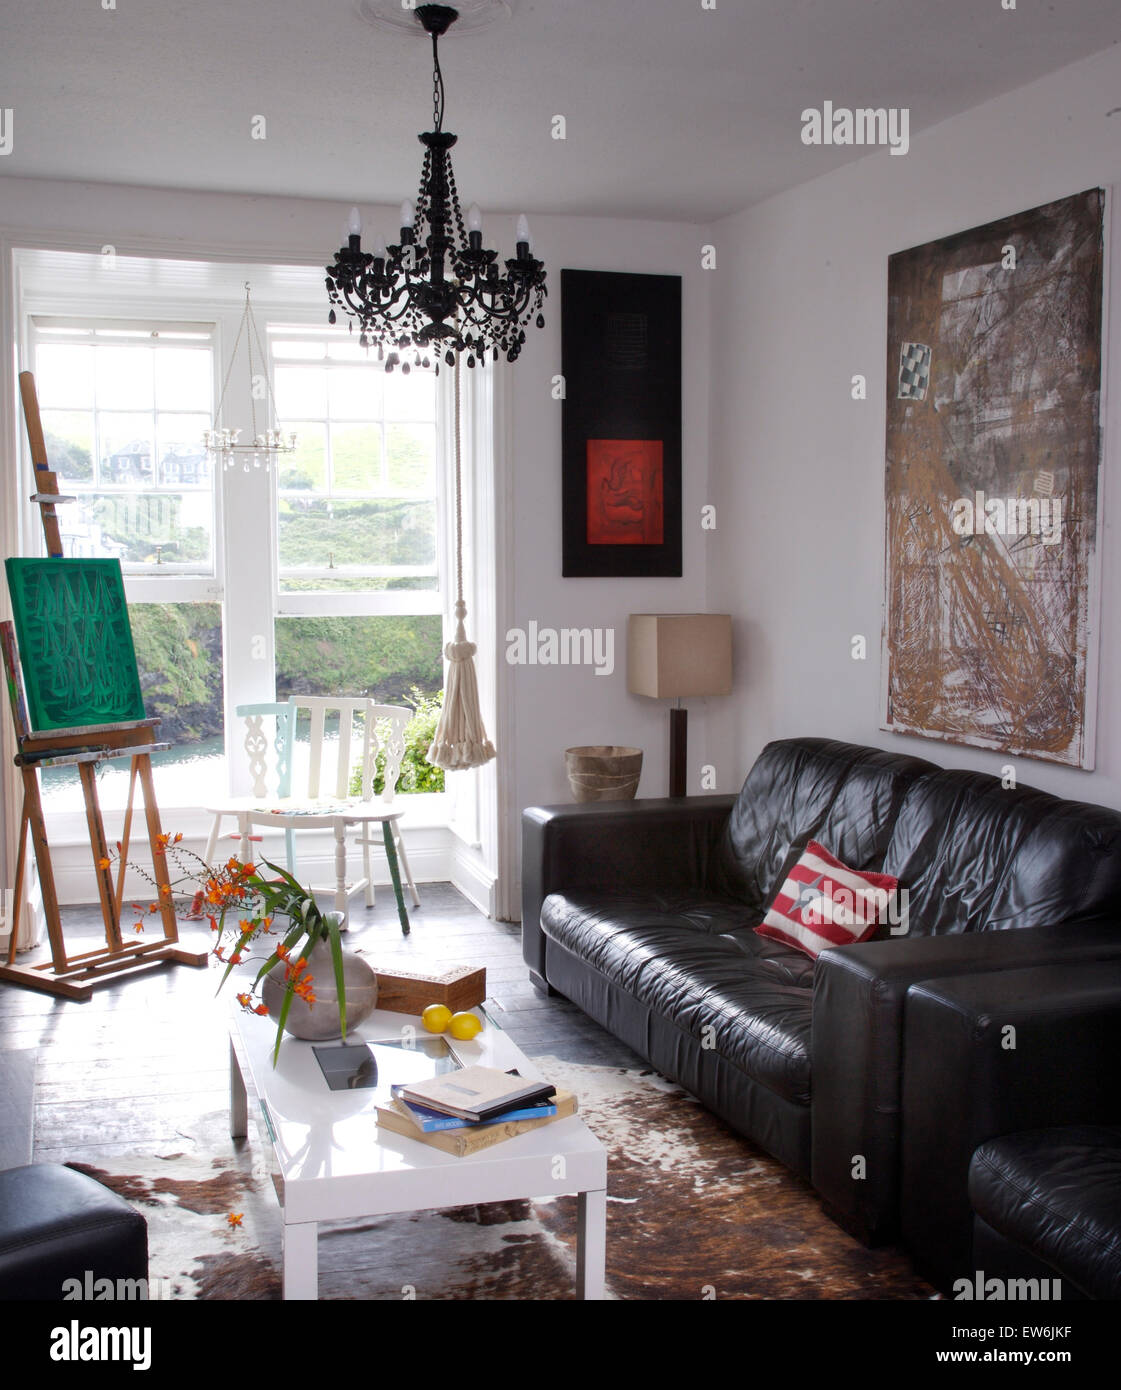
204, 284, 296, 471
325, 4, 547, 372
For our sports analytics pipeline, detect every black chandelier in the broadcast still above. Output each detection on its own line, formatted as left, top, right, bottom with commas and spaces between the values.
325, 4, 547, 372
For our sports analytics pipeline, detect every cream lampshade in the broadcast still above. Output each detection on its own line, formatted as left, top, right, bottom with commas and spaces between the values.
627, 614, 733, 796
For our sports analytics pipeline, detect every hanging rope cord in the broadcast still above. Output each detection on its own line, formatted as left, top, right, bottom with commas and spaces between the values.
453, 354, 464, 608
427, 356, 496, 770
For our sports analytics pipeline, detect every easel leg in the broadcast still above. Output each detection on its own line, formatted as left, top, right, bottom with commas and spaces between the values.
136, 754, 179, 943
114, 758, 140, 922
6, 799, 30, 966
23, 768, 67, 971
79, 762, 122, 952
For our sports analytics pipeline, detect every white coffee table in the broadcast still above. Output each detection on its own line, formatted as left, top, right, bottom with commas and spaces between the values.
228, 1002, 608, 1300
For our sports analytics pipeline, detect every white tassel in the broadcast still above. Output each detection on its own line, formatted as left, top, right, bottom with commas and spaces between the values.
428, 600, 495, 770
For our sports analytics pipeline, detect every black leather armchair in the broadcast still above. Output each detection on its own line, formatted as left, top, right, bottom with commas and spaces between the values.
899, 958, 1121, 1293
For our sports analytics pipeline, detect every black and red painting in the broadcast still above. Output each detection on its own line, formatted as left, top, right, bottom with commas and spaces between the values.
562, 270, 681, 577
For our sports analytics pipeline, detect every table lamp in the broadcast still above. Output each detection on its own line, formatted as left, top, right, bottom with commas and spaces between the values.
627, 613, 733, 797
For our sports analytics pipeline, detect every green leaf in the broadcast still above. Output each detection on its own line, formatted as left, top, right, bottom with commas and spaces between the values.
325, 913, 347, 1040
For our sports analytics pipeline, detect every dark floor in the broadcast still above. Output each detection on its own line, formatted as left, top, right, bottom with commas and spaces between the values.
1, 884, 644, 1166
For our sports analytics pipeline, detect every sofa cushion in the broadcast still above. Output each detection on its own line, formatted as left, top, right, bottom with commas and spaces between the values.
712, 738, 936, 918
542, 890, 813, 1104
969, 1125, 1121, 1300
884, 770, 1121, 937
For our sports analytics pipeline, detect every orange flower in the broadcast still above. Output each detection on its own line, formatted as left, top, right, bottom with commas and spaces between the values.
159, 884, 172, 897
207, 914, 219, 933
97, 857, 111, 870
134, 922, 144, 934
227, 1213, 243, 1228
253, 1004, 269, 1016
236, 992, 251, 1008
229, 952, 243, 966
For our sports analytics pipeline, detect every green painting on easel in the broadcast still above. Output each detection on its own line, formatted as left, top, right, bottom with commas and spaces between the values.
4, 558, 145, 731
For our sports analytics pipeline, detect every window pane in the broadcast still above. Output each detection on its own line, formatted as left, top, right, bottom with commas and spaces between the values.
98, 411, 155, 485
80, 492, 213, 566
154, 348, 212, 410
330, 423, 381, 492
328, 365, 382, 419
40, 602, 225, 810
386, 422, 435, 492
278, 422, 327, 491
275, 614, 444, 794
382, 369, 436, 421
157, 413, 211, 486
274, 364, 327, 417
278, 497, 436, 572
37, 329, 216, 574
95, 345, 154, 409
36, 345, 95, 408
40, 410, 95, 482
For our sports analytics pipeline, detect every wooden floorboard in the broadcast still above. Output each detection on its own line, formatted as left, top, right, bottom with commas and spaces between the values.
0, 883, 644, 1167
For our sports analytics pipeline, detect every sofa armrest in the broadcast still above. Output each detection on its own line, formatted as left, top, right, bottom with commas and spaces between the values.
900, 958, 1121, 1293
520, 795, 736, 985
810, 920, 1121, 1246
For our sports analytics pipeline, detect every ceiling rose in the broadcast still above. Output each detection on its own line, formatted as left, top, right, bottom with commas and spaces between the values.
354, 0, 511, 35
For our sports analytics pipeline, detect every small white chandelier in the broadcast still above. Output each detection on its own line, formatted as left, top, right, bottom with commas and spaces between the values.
204, 283, 296, 471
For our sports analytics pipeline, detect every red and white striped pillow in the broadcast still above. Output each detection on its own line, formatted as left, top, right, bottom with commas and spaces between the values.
755, 840, 900, 959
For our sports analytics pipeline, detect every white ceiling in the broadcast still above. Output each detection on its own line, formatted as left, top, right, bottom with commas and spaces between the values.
1, 0, 1119, 223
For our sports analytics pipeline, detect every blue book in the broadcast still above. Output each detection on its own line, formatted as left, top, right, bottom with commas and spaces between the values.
390, 1084, 559, 1133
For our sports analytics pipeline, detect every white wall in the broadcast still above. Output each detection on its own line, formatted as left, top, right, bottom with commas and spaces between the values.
0, 178, 713, 913
708, 42, 1121, 809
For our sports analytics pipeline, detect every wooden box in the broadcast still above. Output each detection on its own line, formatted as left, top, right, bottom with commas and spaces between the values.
371, 964, 486, 1016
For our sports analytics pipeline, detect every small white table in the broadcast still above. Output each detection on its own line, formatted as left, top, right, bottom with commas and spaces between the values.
228, 1003, 608, 1300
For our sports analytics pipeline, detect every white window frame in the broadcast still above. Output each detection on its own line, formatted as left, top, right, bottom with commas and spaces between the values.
3, 242, 511, 914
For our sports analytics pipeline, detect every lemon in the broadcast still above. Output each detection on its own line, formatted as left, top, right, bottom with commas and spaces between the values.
448, 1011, 483, 1040
421, 1003, 452, 1034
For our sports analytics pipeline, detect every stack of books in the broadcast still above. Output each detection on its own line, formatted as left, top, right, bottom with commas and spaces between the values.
376, 1064, 577, 1157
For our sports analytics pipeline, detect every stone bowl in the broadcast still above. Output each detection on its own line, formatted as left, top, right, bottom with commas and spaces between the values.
565, 746, 643, 802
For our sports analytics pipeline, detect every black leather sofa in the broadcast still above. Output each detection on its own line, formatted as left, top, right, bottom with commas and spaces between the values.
522, 737, 1121, 1275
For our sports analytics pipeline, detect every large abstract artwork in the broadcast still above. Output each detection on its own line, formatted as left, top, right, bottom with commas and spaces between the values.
882, 188, 1105, 768
5, 558, 146, 731
561, 270, 681, 577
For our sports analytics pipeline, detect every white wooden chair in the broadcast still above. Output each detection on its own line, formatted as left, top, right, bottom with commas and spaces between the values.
197, 701, 296, 895
199, 698, 419, 932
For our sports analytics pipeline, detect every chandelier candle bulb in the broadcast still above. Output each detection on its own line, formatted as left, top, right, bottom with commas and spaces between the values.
348, 205, 363, 237
400, 199, 415, 230
467, 202, 483, 231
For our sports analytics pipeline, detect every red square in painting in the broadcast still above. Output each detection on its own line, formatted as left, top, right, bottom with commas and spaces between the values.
586, 440, 664, 545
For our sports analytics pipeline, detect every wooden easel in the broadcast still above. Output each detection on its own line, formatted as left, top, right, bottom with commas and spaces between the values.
0, 371, 207, 1000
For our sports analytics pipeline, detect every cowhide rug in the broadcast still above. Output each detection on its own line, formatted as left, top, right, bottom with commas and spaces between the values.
70, 1058, 935, 1301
